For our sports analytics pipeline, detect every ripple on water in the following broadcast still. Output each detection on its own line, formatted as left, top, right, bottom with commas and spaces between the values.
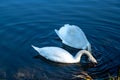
0, 0, 120, 79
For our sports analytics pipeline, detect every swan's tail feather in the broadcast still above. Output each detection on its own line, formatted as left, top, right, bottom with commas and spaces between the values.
55, 29, 59, 36
55, 29, 63, 40
31, 45, 40, 52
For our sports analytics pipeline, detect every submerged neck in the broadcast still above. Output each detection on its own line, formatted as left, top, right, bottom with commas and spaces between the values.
74, 50, 92, 62
87, 43, 91, 52
82, 43, 91, 52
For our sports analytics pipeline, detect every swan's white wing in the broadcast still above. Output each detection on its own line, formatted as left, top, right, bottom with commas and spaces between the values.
32, 46, 75, 63
55, 24, 90, 49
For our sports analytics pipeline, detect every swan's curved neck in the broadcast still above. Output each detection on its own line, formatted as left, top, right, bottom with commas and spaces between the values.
87, 43, 91, 52
74, 50, 92, 62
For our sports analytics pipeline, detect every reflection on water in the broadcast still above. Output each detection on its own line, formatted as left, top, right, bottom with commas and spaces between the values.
0, 0, 120, 79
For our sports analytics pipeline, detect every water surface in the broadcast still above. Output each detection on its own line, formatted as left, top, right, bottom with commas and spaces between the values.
0, 0, 120, 79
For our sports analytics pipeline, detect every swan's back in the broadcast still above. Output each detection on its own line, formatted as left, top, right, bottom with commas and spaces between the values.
32, 46, 75, 63
55, 24, 89, 49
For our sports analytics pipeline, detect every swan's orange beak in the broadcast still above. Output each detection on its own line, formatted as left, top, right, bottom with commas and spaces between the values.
89, 57, 97, 67
93, 62, 97, 67
89, 61, 97, 67
89, 62, 98, 67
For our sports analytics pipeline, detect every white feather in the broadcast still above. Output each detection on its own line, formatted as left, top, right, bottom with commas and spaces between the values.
55, 24, 91, 51
32, 45, 97, 64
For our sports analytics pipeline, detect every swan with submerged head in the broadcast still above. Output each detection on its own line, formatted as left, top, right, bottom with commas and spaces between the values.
55, 24, 91, 51
32, 45, 97, 64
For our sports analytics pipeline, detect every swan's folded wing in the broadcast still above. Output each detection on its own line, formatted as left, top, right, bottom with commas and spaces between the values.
55, 24, 89, 49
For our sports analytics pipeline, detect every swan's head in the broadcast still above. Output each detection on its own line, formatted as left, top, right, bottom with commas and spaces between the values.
88, 56, 97, 66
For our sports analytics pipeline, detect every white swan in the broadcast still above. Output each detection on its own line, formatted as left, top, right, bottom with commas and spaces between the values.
55, 24, 91, 51
32, 45, 97, 64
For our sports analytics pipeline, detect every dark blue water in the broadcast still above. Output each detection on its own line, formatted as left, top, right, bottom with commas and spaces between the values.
0, 0, 120, 79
